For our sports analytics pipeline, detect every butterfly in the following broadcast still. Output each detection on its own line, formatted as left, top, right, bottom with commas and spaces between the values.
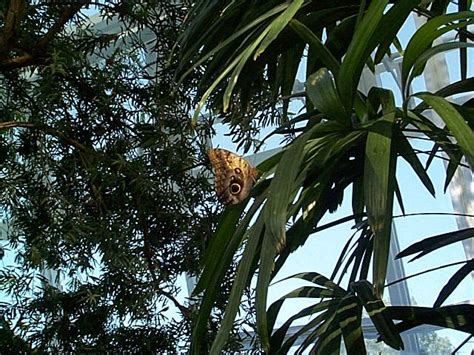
207, 148, 258, 205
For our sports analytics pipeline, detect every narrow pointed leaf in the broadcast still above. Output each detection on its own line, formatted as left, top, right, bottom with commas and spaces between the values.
397, 228, 474, 261
351, 280, 404, 350
223, 27, 272, 112
290, 19, 340, 75
274, 271, 347, 296
337, 295, 365, 355
177, 4, 289, 81
394, 181, 406, 216
434, 259, 474, 307
338, 0, 389, 111
398, 134, 435, 197
402, 12, 474, 95
417, 94, 474, 169
387, 305, 474, 334
313, 323, 342, 355
254, 0, 305, 59
352, 175, 365, 223
373, 0, 419, 64
414, 78, 474, 112
408, 42, 474, 89
270, 300, 334, 352
364, 114, 397, 296
208, 216, 265, 354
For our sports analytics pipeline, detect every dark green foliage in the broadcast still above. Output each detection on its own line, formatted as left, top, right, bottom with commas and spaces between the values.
0, 0, 245, 352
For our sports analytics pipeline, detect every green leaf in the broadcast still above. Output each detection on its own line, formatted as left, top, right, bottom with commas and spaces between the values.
352, 175, 365, 223
397, 228, 474, 261
313, 322, 342, 355
193, 192, 266, 295
177, 3, 289, 82
223, 27, 273, 112
398, 134, 435, 197
263, 126, 315, 254
434, 259, 474, 307
364, 115, 397, 296
282, 306, 338, 354
209, 215, 265, 354
407, 41, 474, 90
351, 280, 404, 350
289, 19, 340, 75
417, 94, 474, 169
306, 68, 350, 125
444, 152, 462, 192
274, 271, 347, 296
189, 196, 265, 353
269, 300, 334, 352
402, 11, 474, 96
257, 125, 319, 350
387, 305, 474, 334
193, 206, 242, 295
337, 295, 365, 355
373, 0, 419, 64
278, 286, 338, 299
254, 0, 305, 59
276, 42, 306, 121
394, 181, 406, 216
337, 0, 389, 111
414, 78, 474, 111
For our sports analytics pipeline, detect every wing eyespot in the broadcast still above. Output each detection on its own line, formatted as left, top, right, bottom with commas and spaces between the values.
230, 183, 241, 195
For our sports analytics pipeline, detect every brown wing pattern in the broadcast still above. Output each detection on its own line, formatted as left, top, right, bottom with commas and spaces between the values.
208, 148, 257, 204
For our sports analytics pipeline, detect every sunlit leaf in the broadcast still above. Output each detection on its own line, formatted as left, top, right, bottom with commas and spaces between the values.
364, 115, 397, 296
417, 94, 474, 169
306, 68, 350, 125
337, 0, 389, 111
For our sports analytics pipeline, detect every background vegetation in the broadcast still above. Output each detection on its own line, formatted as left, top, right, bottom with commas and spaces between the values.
0, 1, 235, 352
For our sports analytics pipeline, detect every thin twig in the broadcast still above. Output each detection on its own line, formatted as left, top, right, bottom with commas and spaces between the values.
394, 211, 474, 219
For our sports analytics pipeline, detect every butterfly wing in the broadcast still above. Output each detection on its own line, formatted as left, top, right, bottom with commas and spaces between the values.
208, 149, 257, 204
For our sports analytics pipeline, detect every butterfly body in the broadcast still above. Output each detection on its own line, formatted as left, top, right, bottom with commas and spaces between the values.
208, 148, 257, 204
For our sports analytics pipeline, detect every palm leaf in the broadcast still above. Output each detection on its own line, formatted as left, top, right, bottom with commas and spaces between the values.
387, 305, 474, 333
337, 0, 389, 112
351, 280, 404, 350
289, 19, 340, 75
434, 259, 474, 307
337, 295, 365, 355
208, 215, 265, 354
306, 68, 350, 126
417, 94, 474, 169
364, 114, 397, 296
396, 228, 474, 261
401, 11, 474, 96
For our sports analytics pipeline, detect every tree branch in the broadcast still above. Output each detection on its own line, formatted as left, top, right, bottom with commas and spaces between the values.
0, 2, 86, 70
0, 0, 26, 52
35, 4, 83, 52
0, 120, 90, 152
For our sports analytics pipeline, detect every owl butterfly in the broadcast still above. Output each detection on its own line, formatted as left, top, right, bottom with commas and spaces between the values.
208, 148, 258, 205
